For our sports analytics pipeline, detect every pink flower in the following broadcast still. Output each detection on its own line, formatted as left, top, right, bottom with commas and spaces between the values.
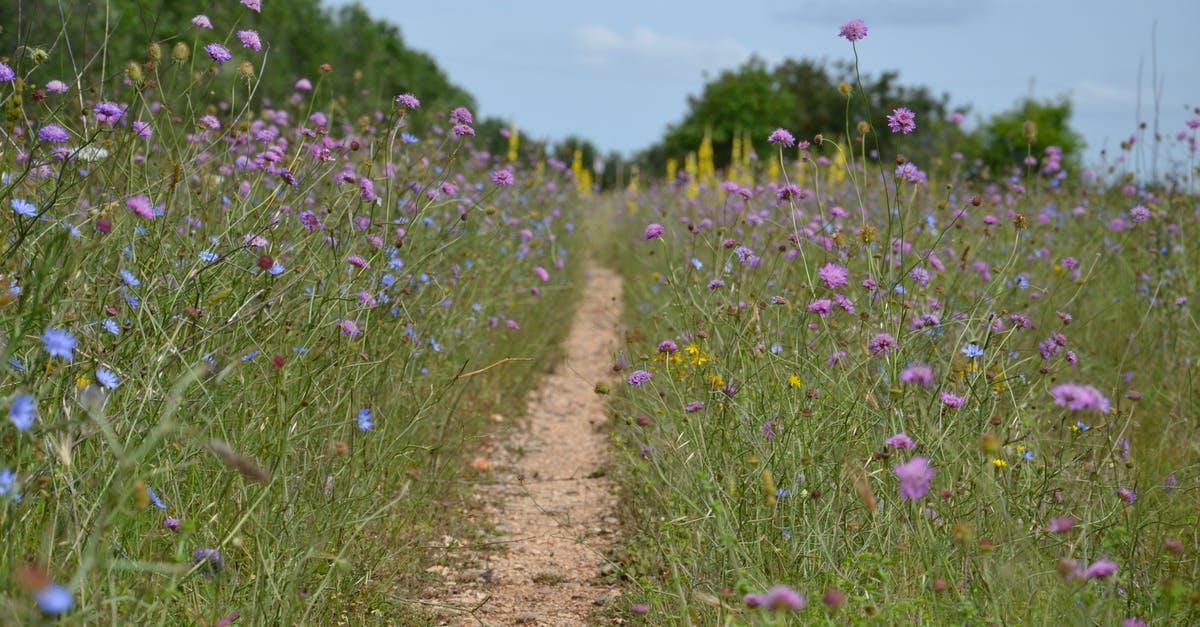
533, 266, 550, 282
644, 223, 665, 241
818, 263, 849, 289
887, 107, 917, 134
191, 14, 213, 29
1047, 517, 1074, 533
838, 19, 868, 42
767, 128, 796, 147
885, 433, 915, 449
237, 30, 262, 52
240, 0, 261, 13
490, 168, 514, 186
126, 195, 155, 219
868, 333, 897, 356
899, 364, 933, 386
940, 391, 966, 408
894, 456, 933, 500
1050, 383, 1111, 413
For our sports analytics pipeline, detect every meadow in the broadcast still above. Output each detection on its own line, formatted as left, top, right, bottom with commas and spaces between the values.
2, 6, 1199, 626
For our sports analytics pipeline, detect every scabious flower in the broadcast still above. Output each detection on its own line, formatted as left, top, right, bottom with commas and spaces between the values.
1076, 559, 1118, 579
41, 327, 77, 361
533, 266, 550, 282
868, 333, 897, 356
627, 370, 653, 386
240, 0, 261, 12
657, 340, 678, 354
0, 62, 15, 82
818, 263, 849, 289
164, 517, 182, 532
449, 106, 473, 124
684, 401, 705, 413
9, 394, 36, 431
191, 14, 213, 29
204, 43, 232, 64
1117, 487, 1137, 504
192, 548, 223, 576
767, 128, 796, 147
490, 168, 514, 186
395, 93, 420, 109
894, 456, 933, 500
337, 319, 361, 337
839, 19, 868, 42
1047, 517, 1074, 533
887, 107, 916, 134
899, 364, 933, 386
237, 30, 262, 52
1129, 205, 1150, 222
94, 101, 124, 124
885, 433, 915, 449
643, 223, 665, 241
357, 408, 374, 432
37, 125, 70, 143
45, 79, 69, 93
452, 123, 475, 137
1050, 383, 1111, 413
127, 194, 155, 219
760, 585, 805, 611
132, 120, 152, 139
940, 391, 966, 408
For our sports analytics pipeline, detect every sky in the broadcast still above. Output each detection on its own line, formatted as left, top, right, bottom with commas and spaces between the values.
330, 0, 1199, 166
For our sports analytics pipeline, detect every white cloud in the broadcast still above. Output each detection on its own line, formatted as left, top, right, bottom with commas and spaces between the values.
576, 25, 756, 72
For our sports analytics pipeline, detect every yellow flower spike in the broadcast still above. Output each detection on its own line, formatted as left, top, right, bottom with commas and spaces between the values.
762, 469, 777, 508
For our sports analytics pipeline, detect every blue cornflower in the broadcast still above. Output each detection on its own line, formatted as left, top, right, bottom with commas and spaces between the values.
0, 468, 19, 501
357, 408, 374, 431
241, 351, 258, 362
381, 274, 395, 287
9, 394, 36, 431
34, 583, 74, 614
292, 347, 309, 354
691, 258, 703, 270
781, 529, 792, 540
95, 368, 119, 390
119, 269, 140, 286
40, 327, 77, 360
145, 485, 167, 509
199, 250, 219, 263
401, 133, 419, 143
125, 293, 140, 308
430, 338, 442, 352
102, 319, 120, 335
268, 262, 285, 275
962, 343, 985, 359
12, 198, 37, 217
8, 357, 25, 372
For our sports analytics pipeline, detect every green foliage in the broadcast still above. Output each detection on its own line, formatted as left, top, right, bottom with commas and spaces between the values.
639, 56, 960, 175
973, 97, 1086, 178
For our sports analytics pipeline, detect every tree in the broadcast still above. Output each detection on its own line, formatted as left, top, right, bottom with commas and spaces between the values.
969, 97, 1085, 178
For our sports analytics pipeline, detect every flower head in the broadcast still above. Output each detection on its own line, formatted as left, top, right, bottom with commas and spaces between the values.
839, 19, 868, 42
204, 43, 232, 64
37, 125, 70, 143
192, 548, 223, 576
868, 332, 897, 356
240, 0, 261, 12
643, 223, 665, 241
767, 128, 796, 147
0, 62, 15, 82
93, 101, 124, 125
885, 433, 915, 449
12, 198, 37, 217
449, 106, 474, 124
191, 14, 213, 29
1050, 383, 1111, 413
395, 93, 420, 109
894, 456, 934, 500
357, 408, 374, 432
40, 327, 77, 361
95, 368, 119, 390
490, 168, 514, 186
127, 194, 155, 219
34, 583, 73, 615
887, 107, 916, 134
627, 370, 653, 386
1047, 517, 1074, 533
237, 30, 262, 52
818, 263, 848, 289
761, 584, 805, 611
9, 394, 36, 431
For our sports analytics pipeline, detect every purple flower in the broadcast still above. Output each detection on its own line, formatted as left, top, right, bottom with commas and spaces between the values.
0, 62, 15, 82
34, 583, 73, 614
885, 433, 915, 449
1117, 487, 1137, 504
868, 333, 897, 356
684, 401, 705, 413
204, 43, 232, 64
761, 585, 805, 611
9, 394, 36, 431
240, 0, 261, 12
818, 263, 849, 289
164, 517, 182, 532
94, 101, 124, 124
357, 408, 374, 432
453, 123, 475, 137
887, 107, 916, 134
132, 120, 152, 139
657, 340, 678, 354
1047, 517, 1074, 533
37, 125, 70, 143
839, 19, 868, 42
45, 80, 69, 93
743, 593, 764, 608
337, 319, 361, 337
127, 194, 154, 219
644, 223, 665, 241
395, 93, 421, 109
807, 298, 833, 316
894, 456, 933, 500
1050, 383, 1111, 413
940, 391, 966, 408
533, 266, 550, 282
627, 370, 653, 386
1077, 559, 1118, 579
237, 30, 262, 52
449, 106, 474, 124
767, 128, 796, 147
490, 168, 514, 186
1129, 205, 1150, 222
899, 364, 933, 386
191, 14, 213, 29
192, 548, 223, 576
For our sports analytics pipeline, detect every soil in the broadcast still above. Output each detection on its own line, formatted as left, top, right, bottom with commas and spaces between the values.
424, 266, 624, 626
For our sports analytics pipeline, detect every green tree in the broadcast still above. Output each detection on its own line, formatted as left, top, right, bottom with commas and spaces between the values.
969, 97, 1085, 178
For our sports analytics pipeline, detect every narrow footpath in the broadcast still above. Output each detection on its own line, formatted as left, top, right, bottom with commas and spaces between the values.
428, 266, 624, 626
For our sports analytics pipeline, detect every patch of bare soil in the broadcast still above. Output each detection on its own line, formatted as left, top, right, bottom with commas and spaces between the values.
424, 266, 624, 626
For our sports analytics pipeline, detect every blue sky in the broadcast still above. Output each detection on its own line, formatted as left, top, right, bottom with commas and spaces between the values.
332, 0, 1198, 165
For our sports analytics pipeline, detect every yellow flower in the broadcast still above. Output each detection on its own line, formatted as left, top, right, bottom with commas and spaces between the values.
1068, 423, 1080, 433
788, 374, 802, 388
708, 374, 725, 388
75, 372, 91, 388
992, 458, 1008, 468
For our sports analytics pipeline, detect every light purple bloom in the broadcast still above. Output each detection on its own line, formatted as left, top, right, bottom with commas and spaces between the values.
9, 394, 36, 431
818, 263, 849, 289
1050, 383, 1111, 413
627, 370, 653, 386
761, 585, 805, 611
94, 101, 124, 124
767, 128, 796, 147
0, 62, 15, 82
1077, 559, 1118, 579
1047, 517, 1074, 533
899, 364, 933, 386
868, 333, 897, 356
887, 107, 917, 134
644, 223, 665, 241
449, 106, 473, 124
240, 0, 261, 12
45, 80, 69, 93
37, 125, 70, 143
191, 14, 213, 29
395, 93, 420, 109
237, 30, 262, 52
894, 456, 933, 500
490, 168, 514, 186
839, 19, 868, 42
204, 43, 232, 64
940, 391, 966, 408
885, 433, 915, 449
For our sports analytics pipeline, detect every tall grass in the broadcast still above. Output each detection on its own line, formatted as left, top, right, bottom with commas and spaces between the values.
1, 9, 582, 624
600, 29, 1200, 626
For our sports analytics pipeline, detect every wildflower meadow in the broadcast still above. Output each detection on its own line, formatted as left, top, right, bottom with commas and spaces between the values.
2, 3, 1199, 626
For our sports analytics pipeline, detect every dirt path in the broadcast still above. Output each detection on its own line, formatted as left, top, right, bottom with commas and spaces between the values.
427, 266, 624, 626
